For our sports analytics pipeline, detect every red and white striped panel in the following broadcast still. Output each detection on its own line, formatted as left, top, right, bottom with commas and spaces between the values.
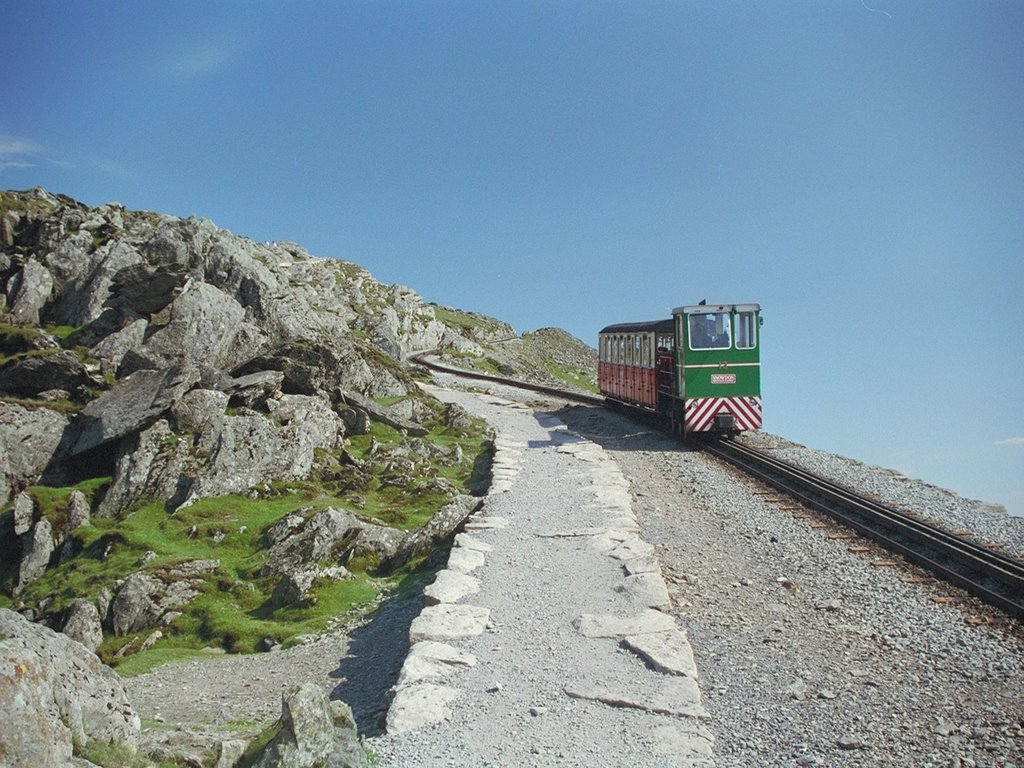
685, 397, 762, 432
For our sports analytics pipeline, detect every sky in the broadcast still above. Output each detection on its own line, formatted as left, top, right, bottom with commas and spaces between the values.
2, 1, 1022, 516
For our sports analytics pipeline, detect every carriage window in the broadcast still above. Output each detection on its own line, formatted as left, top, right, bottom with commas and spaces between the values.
735, 312, 757, 349
689, 312, 731, 350
657, 334, 674, 353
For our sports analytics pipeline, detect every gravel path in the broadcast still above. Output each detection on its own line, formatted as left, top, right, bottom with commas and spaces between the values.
127, 381, 1024, 766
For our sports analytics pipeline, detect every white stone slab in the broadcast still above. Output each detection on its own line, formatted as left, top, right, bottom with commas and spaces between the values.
622, 555, 661, 575
574, 609, 677, 639
409, 604, 491, 643
423, 569, 480, 605
395, 641, 477, 687
386, 683, 463, 734
616, 571, 671, 609
446, 546, 486, 574
463, 516, 508, 531
564, 675, 706, 719
453, 533, 493, 552
623, 629, 698, 679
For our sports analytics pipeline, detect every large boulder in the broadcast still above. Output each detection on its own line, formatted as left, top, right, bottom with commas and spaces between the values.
233, 339, 408, 400
95, 392, 345, 517
0, 402, 68, 504
18, 518, 55, 593
0, 349, 95, 399
104, 260, 190, 315
66, 366, 201, 457
62, 598, 104, 652
140, 281, 268, 370
251, 683, 368, 768
109, 560, 219, 636
88, 317, 148, 374
0, 608, 140, 763
5, 258, 53, 324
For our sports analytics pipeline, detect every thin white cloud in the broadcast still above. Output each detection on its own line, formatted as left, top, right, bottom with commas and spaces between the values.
0, 135, 45, 170
169, 37, 245, 78
994, 437, 1024, 446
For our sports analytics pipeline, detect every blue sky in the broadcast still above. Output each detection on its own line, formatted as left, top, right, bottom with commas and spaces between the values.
2, 1, 1022, 515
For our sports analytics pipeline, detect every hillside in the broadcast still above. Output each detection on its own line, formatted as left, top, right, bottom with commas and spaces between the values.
0, 187, 594, 723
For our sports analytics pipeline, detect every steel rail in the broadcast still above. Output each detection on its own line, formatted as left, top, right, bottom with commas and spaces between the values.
410, 352, 1024, 619
408, 351, 606, 406
704, 439, 1024, 620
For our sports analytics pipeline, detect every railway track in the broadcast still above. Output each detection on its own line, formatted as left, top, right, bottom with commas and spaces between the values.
704, 439, 1024, 621
412, 351, 1024, 620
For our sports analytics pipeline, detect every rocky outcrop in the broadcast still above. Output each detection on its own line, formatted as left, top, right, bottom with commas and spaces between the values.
0, 189, 514, 713
0, 608, 140, 764
250, 683, 368, 768
109, 559, 220, 636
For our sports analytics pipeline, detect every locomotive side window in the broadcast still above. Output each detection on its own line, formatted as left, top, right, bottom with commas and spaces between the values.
735, 311, 757, 349
689, 312, 731, 350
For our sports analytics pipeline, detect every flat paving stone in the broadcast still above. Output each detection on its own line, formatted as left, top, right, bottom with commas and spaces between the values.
408, 604, 491, 643
623, 629, 699, 678
423, 569, 480, 605
386, 683, 463, 734
574, 609, 678, 638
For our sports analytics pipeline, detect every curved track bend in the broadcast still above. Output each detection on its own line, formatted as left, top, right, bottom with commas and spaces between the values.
411, 351, 1024, 620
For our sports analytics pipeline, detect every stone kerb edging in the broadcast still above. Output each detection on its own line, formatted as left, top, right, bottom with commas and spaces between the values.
384, 435, 522, 734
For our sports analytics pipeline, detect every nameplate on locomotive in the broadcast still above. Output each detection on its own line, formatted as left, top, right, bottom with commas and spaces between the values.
710, 373, 737, 384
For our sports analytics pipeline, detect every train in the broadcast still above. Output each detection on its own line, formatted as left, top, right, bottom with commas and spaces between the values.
598, 302, 762, 436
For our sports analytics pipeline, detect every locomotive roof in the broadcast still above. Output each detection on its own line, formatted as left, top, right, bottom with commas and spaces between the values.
674, 303, 760, 315
598, 318, 675, 335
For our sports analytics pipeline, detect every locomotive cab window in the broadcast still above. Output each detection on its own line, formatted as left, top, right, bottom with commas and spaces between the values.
689, 312, 731, 350
734, 311, 757, 349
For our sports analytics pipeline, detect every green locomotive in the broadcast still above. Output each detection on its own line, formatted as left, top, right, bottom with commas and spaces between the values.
598, 303, 762, 435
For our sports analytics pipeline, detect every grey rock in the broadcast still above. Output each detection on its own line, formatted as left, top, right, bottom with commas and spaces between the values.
215, 739, 250, 768
271, 569, 318, 607
95, 419, 191, 517
66, 489, 91, 530
104, 260, 190, 315
338, 391, 428, 437
0, 349, 95, 399
252, 683, 368, 768
13, 490, 35, 535
170, 387, 230, 432
18, 518, 54, 592
392, 494, 481, 567
69, 366, 201, 457
227, 369, 284, 408
0, 608, 140, 763
62, 598, 104, 651
88, 317, 148, 373
109, 560, 218, 636
142, 281, 266, 370
6, 258, 53, 324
